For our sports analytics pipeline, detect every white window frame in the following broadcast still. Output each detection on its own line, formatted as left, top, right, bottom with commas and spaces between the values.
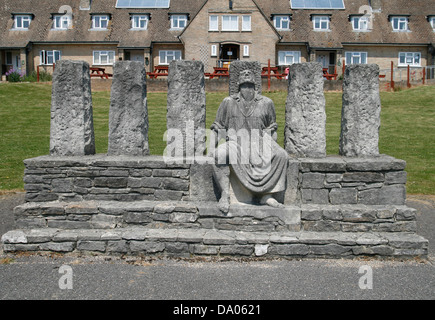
131, 15, 148, 29
429, 17, 435, 31
171, 15, 187, 29
93, 50, 115, 65
351, 16, 369, 31
53, 15, 71, 30
398, 52, 421, 67
273, 15, 290, 30
242, 15, 251, 31
278, 51, 301, 66
209, 15, 218, 31
391, 17, 408, 31
222, 15, 238, 31
159, 50, 182, 65
211, 45, 217, 57
243, 45, 249, 57
345, 52, 368, 65
313, 16, 330, 30
14, 15, 32, 29
39, 50, 62, 65
92, 15, 109, 30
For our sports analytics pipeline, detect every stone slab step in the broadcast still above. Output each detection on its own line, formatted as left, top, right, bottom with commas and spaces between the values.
1, 228, 428, 259
14, 200, 417, 233
14, 200, 302, 232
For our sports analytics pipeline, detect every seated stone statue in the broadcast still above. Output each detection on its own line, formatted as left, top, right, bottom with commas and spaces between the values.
211, 69, 289, 213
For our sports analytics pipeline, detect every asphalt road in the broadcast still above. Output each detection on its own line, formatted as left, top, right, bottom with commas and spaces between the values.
0, 192, 434, 302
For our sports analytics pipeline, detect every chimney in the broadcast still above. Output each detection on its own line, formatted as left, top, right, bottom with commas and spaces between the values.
369, 0, 382, 12
80, 0, 92, 10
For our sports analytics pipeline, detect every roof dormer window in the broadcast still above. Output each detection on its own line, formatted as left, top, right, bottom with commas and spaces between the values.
170, 14, 187, 29
92, 14, 110, 30
390, 16, 409, 32
13, 14, 32, 30
52, 14, 72, 30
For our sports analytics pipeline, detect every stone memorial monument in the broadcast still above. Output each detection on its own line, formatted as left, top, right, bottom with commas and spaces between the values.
1, 60, 428, 259
210, 62, 288, 212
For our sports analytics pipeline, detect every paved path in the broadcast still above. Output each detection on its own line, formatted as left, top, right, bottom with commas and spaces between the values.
0, 192, 434, 301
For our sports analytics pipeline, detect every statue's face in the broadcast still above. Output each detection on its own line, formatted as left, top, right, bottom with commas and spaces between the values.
239, 70, 255, 85
239, 82, 255, 101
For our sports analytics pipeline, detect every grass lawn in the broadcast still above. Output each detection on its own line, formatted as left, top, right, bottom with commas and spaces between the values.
0, 83, 433, 194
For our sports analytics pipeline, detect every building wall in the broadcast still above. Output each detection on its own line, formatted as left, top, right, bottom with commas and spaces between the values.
180, 0, 279, 73
343, 45, 429, 70
30, 44, 119, 74
151, 43, 184, 69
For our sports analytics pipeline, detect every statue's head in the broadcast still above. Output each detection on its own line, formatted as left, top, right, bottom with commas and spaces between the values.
238, 69, 256, 87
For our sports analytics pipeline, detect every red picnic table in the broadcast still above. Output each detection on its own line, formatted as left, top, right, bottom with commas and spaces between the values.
205, 67, 229, 79
322, 67, 338, 80
90, 67, 112, 79
147, 65, 169, 78
261, 66, 286, 80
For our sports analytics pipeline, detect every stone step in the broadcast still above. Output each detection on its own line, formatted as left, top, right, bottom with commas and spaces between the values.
14, 200, 416, 233
1, 228, 428, 259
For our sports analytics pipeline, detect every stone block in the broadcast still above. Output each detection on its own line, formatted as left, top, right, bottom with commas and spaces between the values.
50, 60, 95, 156
39, 242, 75, 252
301, 188, 329, 204
329, 188, 357, 205
302, 173, 325, 189
310, 244, 351, 256
107, 240, 129, 253
285, 62, 326, 157
130, 241, 165, 253
339, 64, 381, 157
385, 171, 407, 185
108, 61, 149, 156
269, 244, 310, 256
219, 245, 254, 256
77, 240, 106, 252
342, 172, 384, 183
358, 185, 406, 205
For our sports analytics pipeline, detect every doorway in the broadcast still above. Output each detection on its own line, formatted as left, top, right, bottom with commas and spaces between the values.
124, 50, 144, 64
221, 44, 239, 62
316, 51, 336, 74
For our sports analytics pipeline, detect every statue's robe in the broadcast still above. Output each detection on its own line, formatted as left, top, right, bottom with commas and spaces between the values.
211, 92, 288, 194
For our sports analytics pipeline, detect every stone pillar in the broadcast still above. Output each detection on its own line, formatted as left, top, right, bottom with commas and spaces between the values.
284, 62, 326, 158
339, 64, 381, 157
50, 60, 95, 156
166, 60, 206, 160
108, 61, 149, 156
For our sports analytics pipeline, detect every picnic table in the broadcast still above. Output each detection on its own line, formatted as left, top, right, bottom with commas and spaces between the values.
261, 66, 286, 80
90, 67, 112, 79
322, 67, 338, 80
205, 67, 229, 79
147, 65, 169, 78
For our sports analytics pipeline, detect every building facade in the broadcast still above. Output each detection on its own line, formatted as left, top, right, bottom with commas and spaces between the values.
0, 0, 434, 78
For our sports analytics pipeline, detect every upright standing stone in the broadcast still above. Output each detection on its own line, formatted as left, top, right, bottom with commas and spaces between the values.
284, 62, 326, 158
166, 60, 206, 160
108, 61, 149, 156
50, 60, 95, 156
340, 64, 381, 157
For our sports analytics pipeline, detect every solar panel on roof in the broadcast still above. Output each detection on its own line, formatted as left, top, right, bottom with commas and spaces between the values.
116, 0, 170, 8
291, 0, 345, 9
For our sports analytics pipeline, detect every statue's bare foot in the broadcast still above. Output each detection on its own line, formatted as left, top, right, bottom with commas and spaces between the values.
218, 194, 230, 213
260, 194, 285, 208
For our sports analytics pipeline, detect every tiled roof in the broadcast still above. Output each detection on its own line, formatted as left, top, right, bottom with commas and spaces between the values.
0, 0, 433, 49
0, 0, 205, 48
255, 0, 435, 48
